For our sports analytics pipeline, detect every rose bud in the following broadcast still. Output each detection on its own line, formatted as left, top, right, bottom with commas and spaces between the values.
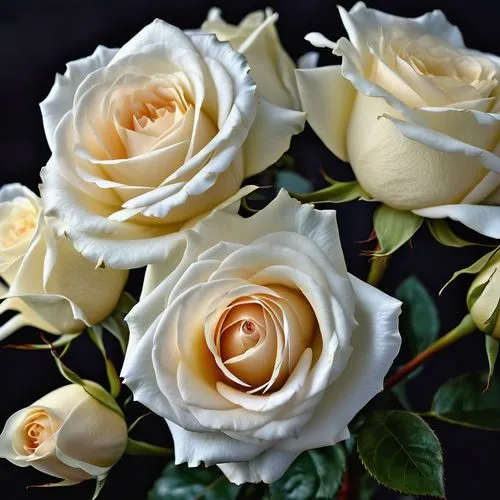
0, 183, 128, 340
200, 8, 301, 110
467, 252, 500, 338
0, 383, 127, 484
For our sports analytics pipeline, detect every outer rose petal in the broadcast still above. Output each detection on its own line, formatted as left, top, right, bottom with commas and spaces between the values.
275, 275, 400, 450
346, 94, 497, 209
339, 2, 464, 68
55, 393, 127, 476
167, 421, 266, 468
414, 204, 500, 239
217, 427, 350, 485
380, 110, 500, 176
244, 98, 305, 178
296, 65, 356, 161
40, 45, 118, 151
202, 8, 301, 110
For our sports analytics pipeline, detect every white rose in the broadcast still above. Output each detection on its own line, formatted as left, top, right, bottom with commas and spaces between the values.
121, 190, 401, 484
200, 8, 301, 110
40, 19, 305, 269
0, 383, 127, 484
0, 184, 128, 341
297, 2, 500, 238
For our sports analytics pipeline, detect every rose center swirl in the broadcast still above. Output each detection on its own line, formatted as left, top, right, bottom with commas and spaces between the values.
212, 285, 318, 394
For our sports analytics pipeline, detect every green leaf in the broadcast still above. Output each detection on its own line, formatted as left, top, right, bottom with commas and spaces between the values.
48, 345, 124, 418
276, 171, 313, 194
427, 219, 481, 248
357, 410, 444, 497
431, 371, 500, 430
87, 326, 122, 398
148, 463, 241, 500
270, 445, 346, 499
441, 246, 500, 294
467, 274, 494, 311
373, 205, 423, 256
292, 178, 370, 204
395, 276, 440, 357
100, 292, 136, 353
485, 298, 500, 336
485, 337, 499, 391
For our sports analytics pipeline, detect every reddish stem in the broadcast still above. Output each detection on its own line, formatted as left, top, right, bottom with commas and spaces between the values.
384, 314, 477, 390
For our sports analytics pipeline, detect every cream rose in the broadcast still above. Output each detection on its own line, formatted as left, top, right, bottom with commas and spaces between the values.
200, 8, 301, 110
0, 184, 128, 341
0, 383, 127, 484
467, 249, 500, 338
40, 19, 305, 269
297, 2, 500, 238
121, 190, 401, 484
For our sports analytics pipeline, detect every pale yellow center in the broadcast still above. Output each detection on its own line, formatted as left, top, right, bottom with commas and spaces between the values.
0, 198, 37, 251
213, 285, 318, 393
21, 410, 58, 455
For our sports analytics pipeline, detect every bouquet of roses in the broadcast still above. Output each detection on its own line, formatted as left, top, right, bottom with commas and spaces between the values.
1, 3, 499, 498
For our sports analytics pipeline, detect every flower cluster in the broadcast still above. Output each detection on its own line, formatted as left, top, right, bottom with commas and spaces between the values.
0, 3, 498, 498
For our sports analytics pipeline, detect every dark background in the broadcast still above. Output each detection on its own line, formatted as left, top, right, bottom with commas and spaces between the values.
0, 0, 498, 498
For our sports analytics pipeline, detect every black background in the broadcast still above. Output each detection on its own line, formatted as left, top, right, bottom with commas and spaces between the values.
0, 1, 498, 499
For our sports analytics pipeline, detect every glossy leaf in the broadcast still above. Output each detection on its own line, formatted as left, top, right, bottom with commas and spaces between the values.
373, 205, 423, 256
431, 372, 500, 430
148, 463, 240, 500
357, 411, 444, 497
270, 446, 346, 499
427, 219, 480, 248
395, 276, 440, 357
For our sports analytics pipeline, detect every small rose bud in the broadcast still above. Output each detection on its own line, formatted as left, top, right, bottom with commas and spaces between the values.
0, 383, 127, 484
467, 254, 500, 339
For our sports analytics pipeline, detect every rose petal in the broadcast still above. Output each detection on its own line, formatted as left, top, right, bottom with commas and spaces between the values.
414, 204, 500, 238
296, 65, 356, 161
244, 98, 305, 178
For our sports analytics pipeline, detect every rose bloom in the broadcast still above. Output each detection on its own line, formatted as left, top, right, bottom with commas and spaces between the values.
297, 2, 500, 238
0, 184, 127, 341
121, 191, 401, 484
200, 8, 301, 110
40, 19, 305, 269
0, 383, 127, 484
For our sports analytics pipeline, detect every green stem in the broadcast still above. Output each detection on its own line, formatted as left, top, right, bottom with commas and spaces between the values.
385, 314, 477, 389
367, 254, 390, 287
125, 438, 172, 458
